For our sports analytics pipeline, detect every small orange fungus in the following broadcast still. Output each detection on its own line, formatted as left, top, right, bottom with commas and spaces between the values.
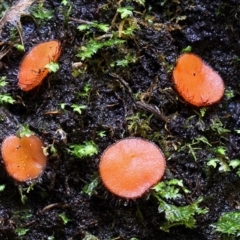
173, 53, 225, 107
1, 135, 47, 182
18, 40, 61, 91
99, 138, 166, 199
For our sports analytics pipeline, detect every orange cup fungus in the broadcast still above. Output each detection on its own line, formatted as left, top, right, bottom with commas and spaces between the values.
18, 40, 61, 91
173, 53, 225, 107
99, 138, 166, 199
1, 135, 47, 182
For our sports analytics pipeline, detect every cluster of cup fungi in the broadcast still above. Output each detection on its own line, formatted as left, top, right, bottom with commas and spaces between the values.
1, 40, 224, 200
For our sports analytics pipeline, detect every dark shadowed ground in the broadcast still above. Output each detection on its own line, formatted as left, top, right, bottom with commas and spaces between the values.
0, 0, 240, 239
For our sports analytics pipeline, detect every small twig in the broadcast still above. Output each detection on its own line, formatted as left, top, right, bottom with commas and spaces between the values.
95, 33, 113, 40
136, 101, 169, 123
110, 0, 124, 29
40, 203, 61, 213
0, 46, 11, 60
69, 17, 94, 24
110, 11, 119, 29
109, 72, 133, 97
114, 91, 128, 118
16, 23, 24, 48
40, 203, 69, 214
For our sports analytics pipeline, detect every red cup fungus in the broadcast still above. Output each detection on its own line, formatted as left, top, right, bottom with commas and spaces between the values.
173, 53, 225, 107
1, 135, 47, 182
99, 138, 166, 199
18, 40, 61, 91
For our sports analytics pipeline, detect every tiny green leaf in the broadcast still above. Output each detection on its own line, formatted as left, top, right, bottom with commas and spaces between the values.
68, 141, 98, 159
207, 158, 219, 168
0, 185, 5, 192
82, 176, 99, 196
14, 44, 25, 51
159, 197, 208, 232
0, 94, 15, 104
77, 22, 109, 32
31, 4, 53, 21
216, 147, 226, 155
152, 179, 190, 200
15, 228, 29, 237
58, 213, 70, 225
71, 104, 87, 115
181, 46, 192, 53
229, 159, 240, 169
97, 130, 106, 138
59, 103, 67, 110
117, 6, 134, 19
61, 0, 68, 5
0, 76, 7, 87
224, 89, 234, 99
45, 62, 60, 73
17, 125, 34, 138
211, 211, 240, 236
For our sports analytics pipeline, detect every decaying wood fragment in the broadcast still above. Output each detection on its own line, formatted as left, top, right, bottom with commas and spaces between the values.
0, 0, 37, 35
136, 101, 169, 123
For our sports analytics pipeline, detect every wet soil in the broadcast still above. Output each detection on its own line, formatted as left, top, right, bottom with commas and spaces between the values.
0, 0, 240, 239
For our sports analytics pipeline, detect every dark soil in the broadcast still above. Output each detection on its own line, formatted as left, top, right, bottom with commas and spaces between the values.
0, 0, 240, 239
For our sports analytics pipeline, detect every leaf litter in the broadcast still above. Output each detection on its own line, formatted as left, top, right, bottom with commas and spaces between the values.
0, 0, 37, 36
